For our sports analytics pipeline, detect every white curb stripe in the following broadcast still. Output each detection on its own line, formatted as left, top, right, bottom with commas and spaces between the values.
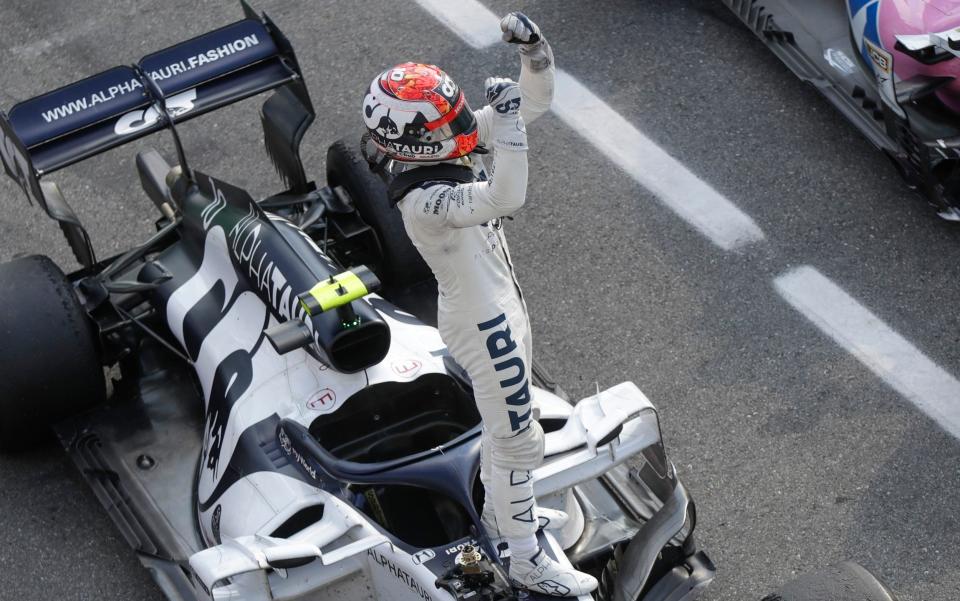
415, 0, 960, 437
411, 0, 503, 49
551, 71, 766, 250
412, 0, 766, 250
775, 266, 960, 439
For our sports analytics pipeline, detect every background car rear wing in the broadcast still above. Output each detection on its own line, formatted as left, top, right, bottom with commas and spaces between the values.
895, 29, 960, 64
0, 2, 315, 267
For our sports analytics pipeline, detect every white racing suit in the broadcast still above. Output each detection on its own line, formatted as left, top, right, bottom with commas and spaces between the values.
397, 49, 555, 550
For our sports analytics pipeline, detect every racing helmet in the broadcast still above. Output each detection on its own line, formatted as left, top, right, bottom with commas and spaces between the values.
362, 63, 479, 162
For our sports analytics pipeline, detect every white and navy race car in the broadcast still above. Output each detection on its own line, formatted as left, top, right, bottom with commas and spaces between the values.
0, 4, 898, 601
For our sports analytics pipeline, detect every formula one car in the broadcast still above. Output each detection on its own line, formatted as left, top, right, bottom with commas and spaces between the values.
0, 4, 898, 601
724, 0, 960, 220
0, 5, 714, 601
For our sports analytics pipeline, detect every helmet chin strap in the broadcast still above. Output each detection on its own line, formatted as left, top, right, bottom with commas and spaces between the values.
404, 155, 475, 170
385, 153, 474, 173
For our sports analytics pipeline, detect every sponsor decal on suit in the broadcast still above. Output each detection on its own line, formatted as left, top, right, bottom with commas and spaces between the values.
477, 313, 531, 432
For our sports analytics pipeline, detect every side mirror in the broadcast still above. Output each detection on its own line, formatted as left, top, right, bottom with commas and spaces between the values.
264, 320, 314, 355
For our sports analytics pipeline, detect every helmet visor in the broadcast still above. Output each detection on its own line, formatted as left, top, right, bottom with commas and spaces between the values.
422, 92, 477, 143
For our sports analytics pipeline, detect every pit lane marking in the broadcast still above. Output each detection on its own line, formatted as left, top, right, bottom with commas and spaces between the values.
550, 72, 766, 250
411, 0, 503, 49
412, 0, 767, 251
776, 266, 960, 439
415, 0, 960, 435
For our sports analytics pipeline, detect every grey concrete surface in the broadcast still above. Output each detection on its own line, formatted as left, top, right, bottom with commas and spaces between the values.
0, 1, 958, 600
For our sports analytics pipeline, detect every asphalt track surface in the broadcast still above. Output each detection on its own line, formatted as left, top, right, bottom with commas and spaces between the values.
1, 1, 959, 600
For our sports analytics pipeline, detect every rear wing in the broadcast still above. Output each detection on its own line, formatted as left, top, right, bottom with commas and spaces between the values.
895, 29, 960, 64
0, 3, 312, 214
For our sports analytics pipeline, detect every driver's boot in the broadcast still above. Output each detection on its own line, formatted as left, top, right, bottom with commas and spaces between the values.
509, 547, 599, 597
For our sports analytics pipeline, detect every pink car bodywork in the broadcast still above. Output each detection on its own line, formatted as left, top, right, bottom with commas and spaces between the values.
878, 0, 960, 111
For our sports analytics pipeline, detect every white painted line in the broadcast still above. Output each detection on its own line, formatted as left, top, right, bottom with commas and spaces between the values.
550, 72, 765, 250
775, 266, 960, 439
412, 0, 766, 250
411, 0, 502, 49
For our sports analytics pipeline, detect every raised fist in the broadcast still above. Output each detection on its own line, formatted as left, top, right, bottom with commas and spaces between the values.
500, 12, 541, 45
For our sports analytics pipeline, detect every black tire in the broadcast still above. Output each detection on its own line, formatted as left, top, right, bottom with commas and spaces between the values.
762, 562, 899, 601
326, 138, 432, 288
0, 255, 106, 451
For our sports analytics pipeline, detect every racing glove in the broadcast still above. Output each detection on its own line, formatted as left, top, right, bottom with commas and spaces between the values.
485, 77, 527, 152
500, 12, 553, 73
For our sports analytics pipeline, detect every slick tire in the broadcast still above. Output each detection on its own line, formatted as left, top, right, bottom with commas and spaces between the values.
0, 255, 106, 451
326, 139, 433, 289
762, 561, 899, 601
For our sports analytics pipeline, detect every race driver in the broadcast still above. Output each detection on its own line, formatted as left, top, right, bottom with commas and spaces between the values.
360, 12, 598, 597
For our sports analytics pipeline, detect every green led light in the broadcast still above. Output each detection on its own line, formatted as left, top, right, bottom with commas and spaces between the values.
340, 317, 362, 330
